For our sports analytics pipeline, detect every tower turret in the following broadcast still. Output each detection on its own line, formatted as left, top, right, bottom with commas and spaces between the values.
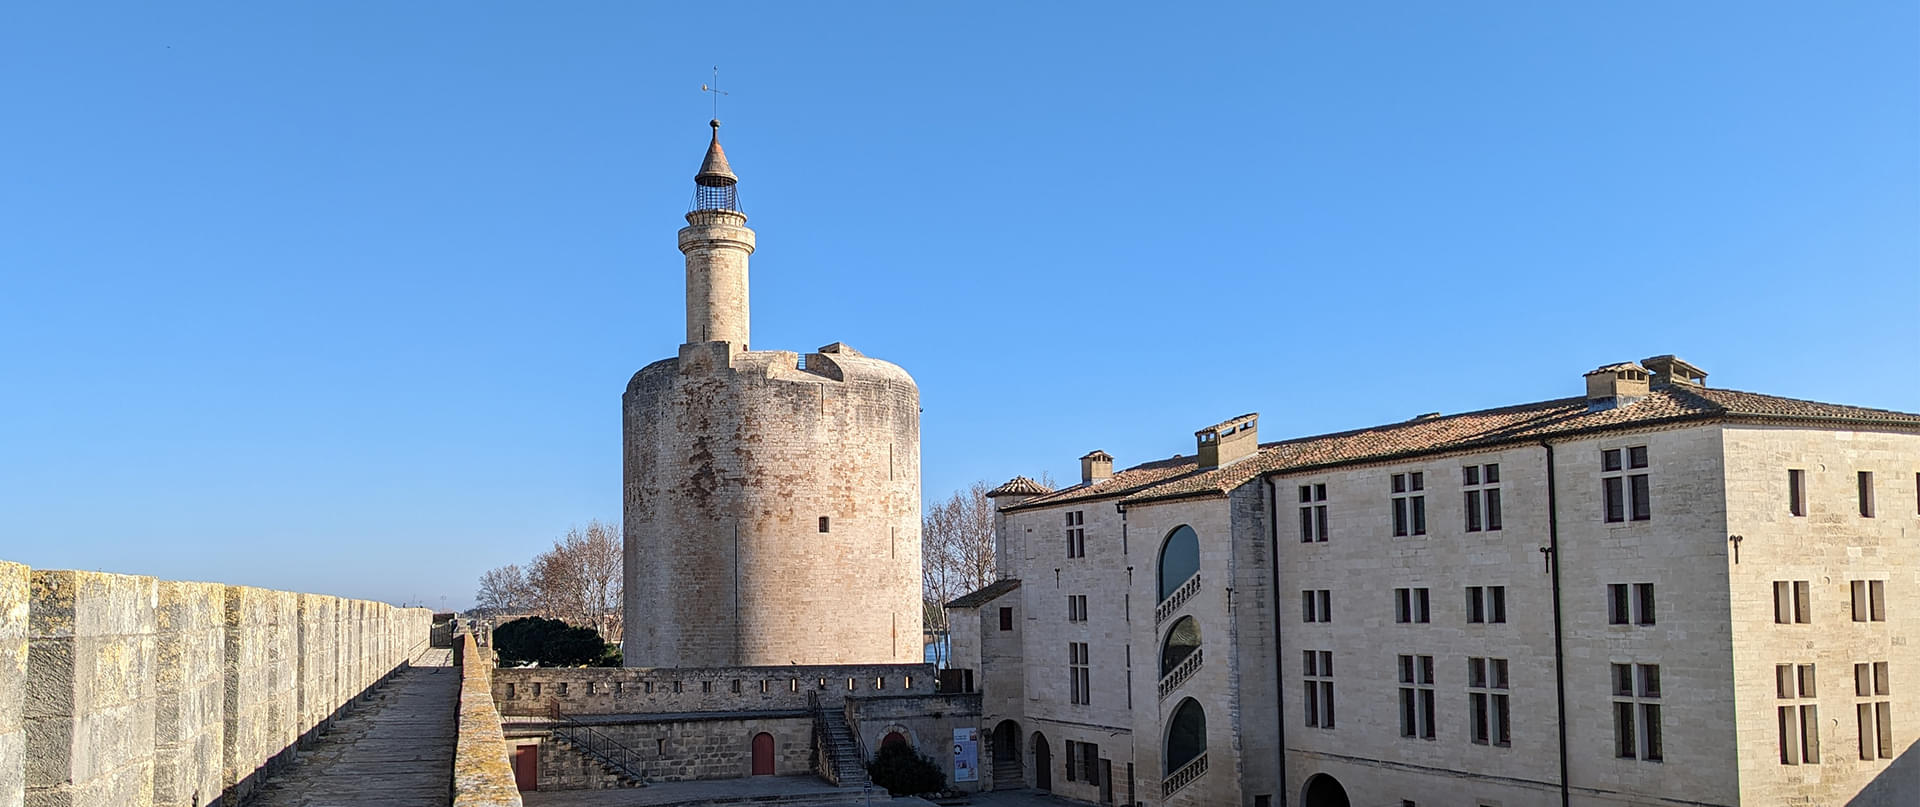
679, 119, 756, 346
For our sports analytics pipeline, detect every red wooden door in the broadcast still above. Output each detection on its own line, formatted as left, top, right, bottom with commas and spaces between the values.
513, 745, 538, 791
751, 732, 775, 775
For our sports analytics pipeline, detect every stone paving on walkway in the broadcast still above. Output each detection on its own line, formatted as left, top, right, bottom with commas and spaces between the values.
249, 648, 458, 807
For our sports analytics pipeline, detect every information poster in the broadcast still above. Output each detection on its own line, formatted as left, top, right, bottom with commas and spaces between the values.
952, 727, 979, 782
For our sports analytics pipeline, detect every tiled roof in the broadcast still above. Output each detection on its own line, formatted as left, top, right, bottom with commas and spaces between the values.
1003, 385, 1920, 511
986, 476, 1053, 497
946, 579, 1022, 609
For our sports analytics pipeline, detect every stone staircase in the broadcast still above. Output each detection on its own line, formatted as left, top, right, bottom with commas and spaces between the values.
816, 709, 871, 788
549, 730, 646, 788
990, 756, 1021, 790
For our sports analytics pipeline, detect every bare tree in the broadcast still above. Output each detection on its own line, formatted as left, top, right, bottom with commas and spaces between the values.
522, 520, 624, 638
922, 481, 1001, 664
475, 563, 533, 613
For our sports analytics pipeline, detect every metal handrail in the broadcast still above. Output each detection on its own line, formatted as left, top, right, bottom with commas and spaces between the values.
842, 699, 869, 769
550, 704, 648, 784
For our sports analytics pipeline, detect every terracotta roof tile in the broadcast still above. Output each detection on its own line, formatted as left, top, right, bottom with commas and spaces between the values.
1004, 386, 1919, 511
986, 476, 1053, 497
946, 579, 1022, 609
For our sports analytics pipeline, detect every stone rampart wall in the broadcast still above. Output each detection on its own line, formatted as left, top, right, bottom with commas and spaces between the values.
452, 633, 522, 807
0, 560, 430, 807
491, 662, 938, 717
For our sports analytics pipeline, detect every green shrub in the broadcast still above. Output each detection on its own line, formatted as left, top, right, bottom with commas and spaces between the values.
867, 740, 946, 796
492, 617, 614, 667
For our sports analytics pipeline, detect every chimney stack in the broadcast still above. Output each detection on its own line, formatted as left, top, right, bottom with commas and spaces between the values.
1584, 363, 1650, 412
1195, 414, 1259, 469
1642, 355, 1708, 389
1080, 450, 1114, 484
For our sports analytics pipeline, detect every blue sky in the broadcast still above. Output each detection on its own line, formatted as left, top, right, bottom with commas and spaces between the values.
2, 3, 1914, 609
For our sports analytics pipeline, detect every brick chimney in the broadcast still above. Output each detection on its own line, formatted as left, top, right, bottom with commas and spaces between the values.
1080, 450, 1114, 484
1641, 355, 1708, 389
1195, 414, 1258, 469
1584, 363, 1650, 411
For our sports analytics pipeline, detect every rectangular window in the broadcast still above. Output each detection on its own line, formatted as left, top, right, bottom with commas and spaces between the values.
1397, 654, 1436, 740
1302, 589, 1332, 623
1466, 585, 1507, 624
1858, 471, 1875, 518
1298, 483, 1329, 542
1852, 580, 1888, 622
1608, 583, 1630, 625
819, 516, 831, 533
1463, 463, 1501, 533
1391, 472, 1426, 536
1776, 663, 1820, 765
1065, 511, 1086, 558
1068, 642, 1090, 705
1066, 741, 1078, 782
1773, 581, 1811, 624
1634, 583, 1656, 625
1395, 587, 1430, 624
1603, 447, 1649, 522
1303, 649, 1335, 728
1603, 477, 1625, 523
999, 607, 1013, 631
1788, 469, 1806, 516
1613, 663, 1662, 761
1468, 657, 1511, 746
1855, 663, 1893, 760
1067, 594, 1088, 622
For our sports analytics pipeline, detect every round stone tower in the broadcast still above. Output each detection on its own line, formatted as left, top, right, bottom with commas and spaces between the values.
622, 121, 922, 668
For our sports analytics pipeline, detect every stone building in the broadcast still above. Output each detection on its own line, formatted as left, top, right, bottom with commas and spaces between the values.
497, 122, 975, 792
948, 356, 1917, 806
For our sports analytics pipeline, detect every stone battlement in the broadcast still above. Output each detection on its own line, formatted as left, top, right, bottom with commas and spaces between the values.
492, 662, 937, 718
0, 559, 432, 807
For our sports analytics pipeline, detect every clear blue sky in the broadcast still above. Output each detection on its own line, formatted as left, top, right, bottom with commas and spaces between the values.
3, 4, 1914, 609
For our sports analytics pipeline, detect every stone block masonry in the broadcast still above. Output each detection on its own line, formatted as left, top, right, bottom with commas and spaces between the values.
2, 562, 28, 807
1, 559, 430, 807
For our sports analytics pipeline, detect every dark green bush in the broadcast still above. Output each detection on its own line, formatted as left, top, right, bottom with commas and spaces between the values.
492, 616, 615, 667
867, 740, 946, 796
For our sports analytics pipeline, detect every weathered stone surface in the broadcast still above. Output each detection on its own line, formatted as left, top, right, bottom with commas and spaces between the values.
24, 569, 158, 807
152, 580, 223, 807
1, 562, 28, 807
250, 648, 456, 807
453, 634, 521, 807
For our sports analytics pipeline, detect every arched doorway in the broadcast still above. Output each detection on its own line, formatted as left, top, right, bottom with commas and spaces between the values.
1158, 525, 1199, 601
1032, 732, 1052, 792
991, 720, 1023, 789
1165, 698, 1207, 774
750, 732, 774, 776
882, 731, 908, 749
1302, 773, 1350, 807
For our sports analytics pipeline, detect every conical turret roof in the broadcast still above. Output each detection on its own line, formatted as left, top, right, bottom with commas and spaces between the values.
695, 119, 736, 187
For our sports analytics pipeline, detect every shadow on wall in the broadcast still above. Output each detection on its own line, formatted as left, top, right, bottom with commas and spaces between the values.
1847, 743, 1917, 807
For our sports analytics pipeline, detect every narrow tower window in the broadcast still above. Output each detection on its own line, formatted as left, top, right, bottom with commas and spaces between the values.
819, 516, 830, 533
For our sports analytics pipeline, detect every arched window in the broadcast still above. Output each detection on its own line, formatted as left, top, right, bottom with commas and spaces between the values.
1165, 698, 1207, 773
1158, 525, 1199, 601
1160, 616, 1201, 676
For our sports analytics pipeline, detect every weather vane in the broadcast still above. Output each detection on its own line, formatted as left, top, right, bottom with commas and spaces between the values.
701, 66, 728, 120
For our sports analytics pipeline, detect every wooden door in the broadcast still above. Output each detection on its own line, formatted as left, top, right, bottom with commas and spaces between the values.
513, 744, 538, 791
1033, 733, 1051, 792
751, 732, 775, 775
1100, 758, 1113, 803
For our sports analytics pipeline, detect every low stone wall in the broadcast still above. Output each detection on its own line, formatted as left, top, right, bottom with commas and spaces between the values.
848, 692, 983, 791
492, 663, 937, 718
452, 633, 522, 807
0, 560, 431, 807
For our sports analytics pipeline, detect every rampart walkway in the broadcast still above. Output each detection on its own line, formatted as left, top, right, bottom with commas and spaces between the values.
251, 648, 459, 807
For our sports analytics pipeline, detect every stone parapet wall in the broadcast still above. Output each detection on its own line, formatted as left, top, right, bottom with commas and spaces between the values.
0, 559, 430, 807
452, 633, 522, 807
492, 662, 938, 717
1, 562, 28, 807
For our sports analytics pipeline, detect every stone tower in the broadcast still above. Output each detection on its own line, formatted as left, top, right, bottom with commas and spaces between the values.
622, 121, 922, 668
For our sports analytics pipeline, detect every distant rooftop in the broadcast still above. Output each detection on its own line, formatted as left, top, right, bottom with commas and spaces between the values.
1004, 381, 1920, 512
